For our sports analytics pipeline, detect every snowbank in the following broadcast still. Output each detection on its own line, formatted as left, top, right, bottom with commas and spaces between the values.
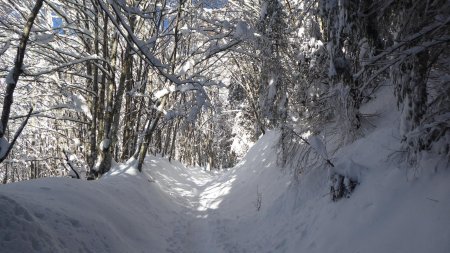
0, 161, 180, 253
210, 130, 450, 253
193, 86, 450, 253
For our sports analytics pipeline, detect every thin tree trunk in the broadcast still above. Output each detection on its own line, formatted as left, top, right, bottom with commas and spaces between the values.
168, 119, 180, 162
94, 32, 119, 175
86, 1, 100, 172
112, 13, 135, 161
135, 96, 167, 172
121, 14, 138, 161
126, 64, 148, 159
96, 12, 109, 150
0, 0, 43, 161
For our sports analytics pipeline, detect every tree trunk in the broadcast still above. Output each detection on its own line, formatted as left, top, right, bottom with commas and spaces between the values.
87, 1, 100, 172
94, 32, 119, 176
0, 0, 43, 161
135, 96, 167, 172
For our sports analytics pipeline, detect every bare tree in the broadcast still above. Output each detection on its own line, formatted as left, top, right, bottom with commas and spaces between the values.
0, 0, 44, 162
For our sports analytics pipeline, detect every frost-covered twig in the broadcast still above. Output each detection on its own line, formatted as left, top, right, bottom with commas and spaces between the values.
9, 106, 68, 120
23, 55, 107, 76
97, 0, 182, 85
359, 17, 450, 69
354, 17, 450, 82
358, 36, 450, 94
63, 150, 80, 179
290, 130, 335, 168
0, 40, 10, 57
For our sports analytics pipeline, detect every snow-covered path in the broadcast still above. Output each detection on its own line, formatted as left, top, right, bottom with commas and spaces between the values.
138, 128, 450, 253
1, 129, 450, 253
143, 157, 230, 253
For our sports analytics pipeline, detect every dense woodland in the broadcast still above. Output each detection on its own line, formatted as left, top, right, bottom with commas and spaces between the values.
0, 0, 449, 182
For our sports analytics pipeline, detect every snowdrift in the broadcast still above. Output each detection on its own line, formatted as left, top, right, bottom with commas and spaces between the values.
0, 162, 181, 253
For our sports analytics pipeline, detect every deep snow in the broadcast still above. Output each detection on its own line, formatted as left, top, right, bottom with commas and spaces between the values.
1, 88, 450, 253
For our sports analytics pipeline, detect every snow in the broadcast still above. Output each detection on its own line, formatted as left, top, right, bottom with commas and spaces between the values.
234, 21, 253, 40
153, 85, 176, 99
6, 68, 15, 85
260, 1, 268, 19
308, 134, 329, 160
358, 37, 370, 62
0, 40, 11, 56
34, 33, 55, 44
68, 93, 93, 120
0, 161, 177, 253
177, 59, 195, 76
230, 111, 254, 158
100, 139, 111, 150
327, 43, 337, 77
0, 87, 450, 252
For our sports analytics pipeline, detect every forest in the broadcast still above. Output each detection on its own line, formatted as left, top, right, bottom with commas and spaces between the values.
0, 0, 449, 252
0, 0, 448, 181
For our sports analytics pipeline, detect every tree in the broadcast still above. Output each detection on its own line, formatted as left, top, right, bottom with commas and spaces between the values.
1, 0, 448, 183
0, 0, 44, 163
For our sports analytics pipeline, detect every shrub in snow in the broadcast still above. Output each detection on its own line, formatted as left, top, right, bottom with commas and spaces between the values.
329, 173, 358, 201
253, 185, 262, 212
277, 127, 325, 178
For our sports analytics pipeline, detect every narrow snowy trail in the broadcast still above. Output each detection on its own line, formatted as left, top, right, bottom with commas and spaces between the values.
170, 174, 219, 253
141, 143, 293, 253
143, 156, 231, 253
137, 127, 450, 253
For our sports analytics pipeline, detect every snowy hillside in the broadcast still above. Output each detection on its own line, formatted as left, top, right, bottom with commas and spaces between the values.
1, 87, 450, 253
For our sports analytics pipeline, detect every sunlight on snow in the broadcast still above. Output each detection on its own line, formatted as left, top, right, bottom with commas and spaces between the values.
302, 130, 312, 138
143, 156, 239, 212
197, 175, 236, 211
107, 162, 139, 177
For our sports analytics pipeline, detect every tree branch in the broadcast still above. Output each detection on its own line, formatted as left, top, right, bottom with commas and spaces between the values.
63, 150, 80, 179
0, 107, 33, 163
0, 0, 44, 139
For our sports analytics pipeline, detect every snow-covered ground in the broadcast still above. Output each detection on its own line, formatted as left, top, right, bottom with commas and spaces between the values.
1, 88, 450, 253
